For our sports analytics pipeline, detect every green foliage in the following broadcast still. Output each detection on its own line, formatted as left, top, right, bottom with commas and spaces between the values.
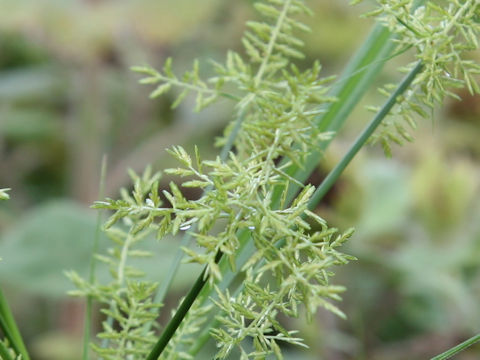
91, 1, 357, 358
210, 221, 354, 359
0, 201, 107, 297
64, 0, 480, 359
361, 0, 480, 155
67, 168, 163, 359
132, 58, 222, 112
0, 288, 30, 360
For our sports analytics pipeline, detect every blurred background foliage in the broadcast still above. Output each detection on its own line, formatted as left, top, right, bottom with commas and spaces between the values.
0, 0, 479, 359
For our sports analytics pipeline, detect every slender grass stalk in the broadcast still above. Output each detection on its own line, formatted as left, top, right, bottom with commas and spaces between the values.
0, 314, 17, 358
431, 333, 480, 360
308, 61, 423, 209
145, 252, 222, 360
83, 155, 108, 360
0, 288, 30, 360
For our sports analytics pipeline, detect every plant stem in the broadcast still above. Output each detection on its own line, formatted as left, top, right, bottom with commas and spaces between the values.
145, 252, 222, 360
431, 333, 480, 360
254, 0, 292, 86
83, 155, 107, 360
0, 288, 30, 360
308, 60, 423, 209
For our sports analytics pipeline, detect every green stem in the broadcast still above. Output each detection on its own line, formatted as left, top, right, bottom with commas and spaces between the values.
0, 288, 30, 360
145, 252, 222, 360
83, 155, 107, 360
308, 60, 423, 209
431, 333, 480, 360
254, 0, 292, 85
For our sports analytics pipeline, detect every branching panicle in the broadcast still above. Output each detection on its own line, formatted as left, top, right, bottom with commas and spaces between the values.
93, 1, 352, 358
67, 168, 163, 360
357, 0, 480, 155
67, 0, 480, 359
132, 58, 223, 112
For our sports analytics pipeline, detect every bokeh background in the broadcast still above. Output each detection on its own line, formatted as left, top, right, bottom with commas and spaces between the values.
0, 1, 479, 359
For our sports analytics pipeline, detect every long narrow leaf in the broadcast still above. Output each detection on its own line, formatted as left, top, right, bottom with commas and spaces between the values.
431, 334, 480, 360
83, 155, 108, 360
0, 289, 30, 360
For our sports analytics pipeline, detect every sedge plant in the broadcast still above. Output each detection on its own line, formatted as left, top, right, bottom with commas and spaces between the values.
1, 0, 479, 359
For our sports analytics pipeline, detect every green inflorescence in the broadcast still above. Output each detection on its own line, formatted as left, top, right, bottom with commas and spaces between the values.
67, 0, 480, 359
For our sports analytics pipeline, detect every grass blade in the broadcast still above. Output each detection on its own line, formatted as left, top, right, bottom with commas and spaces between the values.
0, 288, 30, 360
308, 61, 423, 208
430, 334, 480, 360
145, 252, 222, 360
83, 155, 108, 360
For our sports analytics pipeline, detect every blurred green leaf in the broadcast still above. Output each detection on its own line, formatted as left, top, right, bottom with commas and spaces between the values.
0, 201, 106, 297
356, 159, 411, 236
390, 232, 480, 331
0, 200, 198, 298
412, 151, 478, 233
0, 109, 60, 141
0, 67, 58, 100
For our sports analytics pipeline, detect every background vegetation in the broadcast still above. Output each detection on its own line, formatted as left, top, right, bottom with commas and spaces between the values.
0, 0, 479, 359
